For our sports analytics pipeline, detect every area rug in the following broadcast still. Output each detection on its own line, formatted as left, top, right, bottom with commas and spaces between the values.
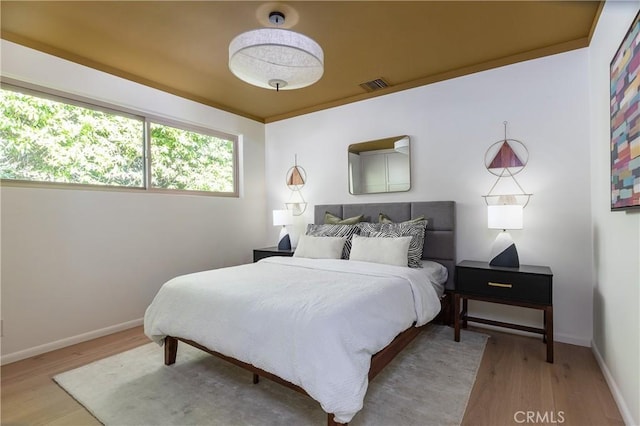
54, 325, 487, 426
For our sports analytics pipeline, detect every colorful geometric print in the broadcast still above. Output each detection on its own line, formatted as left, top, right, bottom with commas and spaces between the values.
611, 12, 640, 209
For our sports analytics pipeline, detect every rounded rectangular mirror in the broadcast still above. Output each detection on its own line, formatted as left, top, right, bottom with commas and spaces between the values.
348, 135, 410, 195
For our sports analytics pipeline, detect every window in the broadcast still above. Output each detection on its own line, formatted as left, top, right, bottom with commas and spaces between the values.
0, 83, 238, 196
0, 87, 144, 187
150, 122, 235, 193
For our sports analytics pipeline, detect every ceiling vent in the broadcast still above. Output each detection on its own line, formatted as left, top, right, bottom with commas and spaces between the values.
359, 78, 390, 92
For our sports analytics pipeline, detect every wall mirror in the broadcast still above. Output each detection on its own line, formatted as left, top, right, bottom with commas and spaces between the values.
348, 135, 411, 195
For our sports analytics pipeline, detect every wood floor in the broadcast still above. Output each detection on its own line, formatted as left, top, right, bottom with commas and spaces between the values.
462, 328, 623, 426
1, 326, 624, 426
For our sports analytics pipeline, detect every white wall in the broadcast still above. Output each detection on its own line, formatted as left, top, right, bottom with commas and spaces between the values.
266, 49, 593, 346
0, 41, 267, 363
589, 2, 640, 425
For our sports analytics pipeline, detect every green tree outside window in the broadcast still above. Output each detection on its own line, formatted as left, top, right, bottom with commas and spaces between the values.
0, 86, 237, 195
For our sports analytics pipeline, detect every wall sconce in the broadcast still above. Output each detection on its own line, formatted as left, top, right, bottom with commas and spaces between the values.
284, 155, 307, 215
483, 122, 532, 268
482, 122, 532, 208
273, 209, 293, 250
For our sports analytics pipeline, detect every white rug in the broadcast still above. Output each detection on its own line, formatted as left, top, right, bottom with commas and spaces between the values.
54, 325, 487, 426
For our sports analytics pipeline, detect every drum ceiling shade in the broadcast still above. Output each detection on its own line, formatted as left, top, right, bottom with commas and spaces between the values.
228, 28, 324, 90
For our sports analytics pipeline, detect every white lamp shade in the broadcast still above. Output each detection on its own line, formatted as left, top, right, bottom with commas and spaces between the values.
273, 209, 293, 226
488, 205, 523, 230
229, 28, 324, 90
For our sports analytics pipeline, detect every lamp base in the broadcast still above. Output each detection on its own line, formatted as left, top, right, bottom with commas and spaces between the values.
489, 231, 520, 268
277, 227, 291, 251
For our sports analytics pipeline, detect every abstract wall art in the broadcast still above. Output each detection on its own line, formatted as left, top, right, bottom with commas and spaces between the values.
611, 11, 640, 210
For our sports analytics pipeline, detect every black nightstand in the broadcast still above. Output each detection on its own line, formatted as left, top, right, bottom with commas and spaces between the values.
454, 260, 554, 363
253, 246, 295, 262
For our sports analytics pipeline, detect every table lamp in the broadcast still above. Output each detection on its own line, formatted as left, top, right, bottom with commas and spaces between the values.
488, 204, 523, 267
273, 209, 293, 250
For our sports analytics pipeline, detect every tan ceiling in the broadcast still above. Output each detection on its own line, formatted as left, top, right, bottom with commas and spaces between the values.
1, 1, 602, 123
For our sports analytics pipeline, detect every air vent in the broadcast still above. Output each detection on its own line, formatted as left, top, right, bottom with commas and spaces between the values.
359, 78, 390, 92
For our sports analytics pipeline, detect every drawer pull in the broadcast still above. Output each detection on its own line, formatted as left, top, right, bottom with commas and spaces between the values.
488, 281, 512, 288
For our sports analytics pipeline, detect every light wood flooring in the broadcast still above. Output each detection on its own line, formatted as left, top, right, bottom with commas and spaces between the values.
1, 326, 624, 426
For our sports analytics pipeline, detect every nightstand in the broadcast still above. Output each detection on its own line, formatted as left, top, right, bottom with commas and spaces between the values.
253, 246, 295, 262
454, 260, 554, 363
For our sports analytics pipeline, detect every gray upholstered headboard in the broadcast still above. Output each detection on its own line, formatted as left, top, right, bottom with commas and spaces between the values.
314, 201, 456, 290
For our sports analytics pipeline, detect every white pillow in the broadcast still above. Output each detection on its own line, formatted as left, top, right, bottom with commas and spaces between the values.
349, 234, 412, 267
293, 235, 347, 259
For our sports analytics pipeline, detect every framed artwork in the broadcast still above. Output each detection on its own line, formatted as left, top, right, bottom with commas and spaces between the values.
611, 10, 640, 210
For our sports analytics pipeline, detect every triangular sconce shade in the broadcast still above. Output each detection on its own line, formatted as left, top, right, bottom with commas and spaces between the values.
287, 166, 305, 186
488, 141, 524, 169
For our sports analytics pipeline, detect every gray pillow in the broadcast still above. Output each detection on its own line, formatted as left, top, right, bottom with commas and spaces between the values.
306, 223, 360, 259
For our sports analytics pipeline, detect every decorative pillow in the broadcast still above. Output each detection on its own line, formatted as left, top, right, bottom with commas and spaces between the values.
349, 235, 412, 267
367, 220, 427, 268
324, 211, 365, 225
293, 235, 347, 259
306, 223, 360, 259
357, 222, 382, 235
378, 213, 427, 224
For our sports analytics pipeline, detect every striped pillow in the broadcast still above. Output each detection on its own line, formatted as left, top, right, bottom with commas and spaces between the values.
363, 220, 427, 268
306, 224, 360, 259
357, 222, 382, 235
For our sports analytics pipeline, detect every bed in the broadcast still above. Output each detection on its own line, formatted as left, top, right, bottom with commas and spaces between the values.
144, 201, 456, 425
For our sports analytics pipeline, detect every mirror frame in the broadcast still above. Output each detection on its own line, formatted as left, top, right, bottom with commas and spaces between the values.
348, 135, 411, 195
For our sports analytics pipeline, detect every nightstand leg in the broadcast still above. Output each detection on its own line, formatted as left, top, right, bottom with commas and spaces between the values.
545, 306, 554, 363
454, 293, 461, 342
462, 298, 468, 329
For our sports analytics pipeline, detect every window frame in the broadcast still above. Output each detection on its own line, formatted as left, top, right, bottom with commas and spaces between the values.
0, 79, 239, 197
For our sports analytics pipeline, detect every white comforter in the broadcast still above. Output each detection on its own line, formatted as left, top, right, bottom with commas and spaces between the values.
144, 257, 443, 423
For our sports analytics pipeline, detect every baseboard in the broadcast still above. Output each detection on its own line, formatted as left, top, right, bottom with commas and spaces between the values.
470, 323, 591, 347
591, 340, 637, 426
0, 318, 144, 366
554, 331, 591, 347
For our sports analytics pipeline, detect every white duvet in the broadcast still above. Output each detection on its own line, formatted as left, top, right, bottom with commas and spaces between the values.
144, 257, 444, 423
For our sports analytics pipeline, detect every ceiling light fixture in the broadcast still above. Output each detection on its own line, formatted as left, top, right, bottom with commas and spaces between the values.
228, 11, 324, 91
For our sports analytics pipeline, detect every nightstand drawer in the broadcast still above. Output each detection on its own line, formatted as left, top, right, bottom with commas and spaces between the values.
456, 267, 551, 305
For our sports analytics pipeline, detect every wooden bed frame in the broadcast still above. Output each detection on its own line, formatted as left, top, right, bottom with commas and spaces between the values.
165, 324, 426, 426
163, 201, 456, 426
